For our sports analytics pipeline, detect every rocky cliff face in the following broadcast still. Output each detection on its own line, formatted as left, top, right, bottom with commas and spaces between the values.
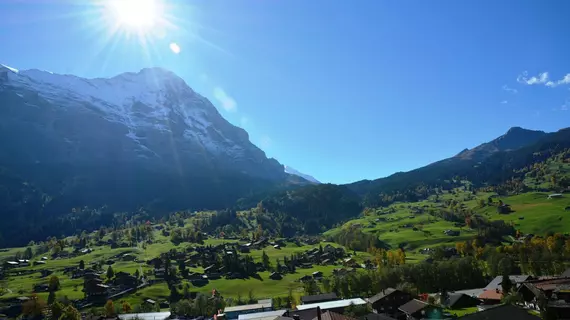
0, 65, 288, 216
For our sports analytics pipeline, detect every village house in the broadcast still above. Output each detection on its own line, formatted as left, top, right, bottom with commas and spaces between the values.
477, 289, 503, 305
33, 283, 50, 292
84, 277, 109, 300
398, 299, 442, 319
154, 268, 166, 278
332, 268, 350, 277
301, 293, 338, 305
204, 265, 218, 274
443, 230, 460, 236
518, 277, 570, 317
443, 293, 481, 309
295, 298, 367, 315
114, 271, 138, 288
458, 304, 540, 320
299, 275, 313, 282
321, 259, 332, 265
224, 299, 273, 320
269, 272, 283, 280
17, 260, 30, 267
237, 309, 289, 320
122, 253, 136, 261
367, 288, 412, 315
343, 258, 359, 268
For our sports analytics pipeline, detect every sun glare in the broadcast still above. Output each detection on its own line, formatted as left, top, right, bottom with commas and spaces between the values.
106, 0, 159, 29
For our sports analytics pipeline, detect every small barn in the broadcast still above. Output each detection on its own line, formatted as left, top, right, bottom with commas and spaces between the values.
444, 293, 481, 309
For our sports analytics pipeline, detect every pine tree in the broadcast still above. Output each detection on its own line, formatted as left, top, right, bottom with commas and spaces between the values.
49, 275, 61, 292
51, 301, 64, 320
107, 265, 115, 279
501, 274, 513, 295
47, 290, 56, 305
262, 251, 271, 270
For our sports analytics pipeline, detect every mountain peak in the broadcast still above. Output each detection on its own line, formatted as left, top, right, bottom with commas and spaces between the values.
506, 126, 525, 133
455, 127, 547, 161
496, 127, 546, 148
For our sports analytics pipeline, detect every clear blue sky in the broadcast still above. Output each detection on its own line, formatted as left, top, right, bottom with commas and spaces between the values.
1, 0, 569, 184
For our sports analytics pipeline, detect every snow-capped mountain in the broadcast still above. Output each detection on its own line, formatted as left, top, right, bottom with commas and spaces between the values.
0, 64, 292, 214
284, 166, 320, 184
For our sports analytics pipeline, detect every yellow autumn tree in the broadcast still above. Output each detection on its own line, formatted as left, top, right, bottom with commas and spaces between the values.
104, 300, 115, 317
546, 236, 556, 253
386, 250, 395, 267
396, 249, 406, 265
455, 242, 465, 256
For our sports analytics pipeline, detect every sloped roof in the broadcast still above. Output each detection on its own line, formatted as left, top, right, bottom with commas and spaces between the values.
238, 310, 288, 320
291, 308, 318, 320
312, 311, 356, 320
451, 288, 484, 298
458, 304, 539, 319
484, 275, 531, 291
445, 293, 481, 308
301, 293, 338, 304
477, 290, 502, 301
526, 277, 570, 291
296, 298, 366, 311
398, 299, 428, 315
359, 313, 397, 320
367, 288, 398, 304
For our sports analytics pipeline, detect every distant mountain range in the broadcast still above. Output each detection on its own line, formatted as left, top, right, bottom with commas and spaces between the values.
1, 63, 569, 246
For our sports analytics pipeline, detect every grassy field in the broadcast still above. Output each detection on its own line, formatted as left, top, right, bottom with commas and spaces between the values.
324, 195, 477, 255
4, 180, 569, 310
477, 192, 570, 235
446, 307, 478, 317
0, 230, 372, 308
326, 188, 570, 258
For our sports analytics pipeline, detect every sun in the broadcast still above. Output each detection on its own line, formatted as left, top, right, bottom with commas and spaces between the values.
105, 0, 160, 30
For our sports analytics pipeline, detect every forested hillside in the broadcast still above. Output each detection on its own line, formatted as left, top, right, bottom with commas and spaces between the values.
349, 127, 570, 207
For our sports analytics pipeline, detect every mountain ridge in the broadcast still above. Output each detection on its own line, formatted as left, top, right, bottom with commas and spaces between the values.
0, 64, 306, 245
454, 126, 547, 161
346, 126, 565, 205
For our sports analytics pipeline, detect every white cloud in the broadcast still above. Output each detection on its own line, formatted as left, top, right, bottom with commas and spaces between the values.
213, 87, 237, 112
502, 85, 517, 94
501, 100, 508, 104
561, 104, 568, 111
516, 71, 570, 88
545, 74, 570, 87
517, 71, 549, 85
259, 135, 272, 149
169, 42, 181, 54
